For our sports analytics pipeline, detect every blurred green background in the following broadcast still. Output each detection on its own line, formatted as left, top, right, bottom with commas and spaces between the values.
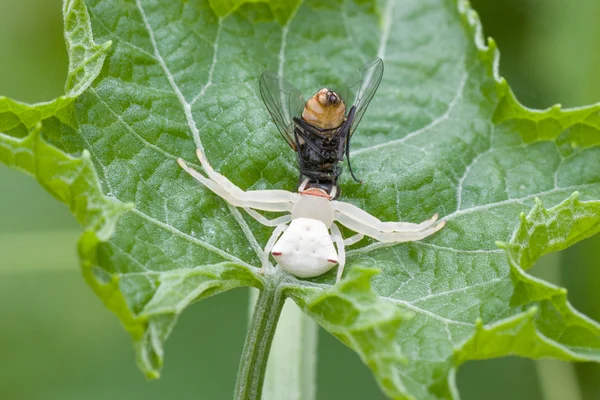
0, 0, 598, 399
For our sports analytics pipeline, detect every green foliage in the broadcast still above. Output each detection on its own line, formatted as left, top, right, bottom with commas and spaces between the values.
1, 0, 599, 399
458, 193, 600, 364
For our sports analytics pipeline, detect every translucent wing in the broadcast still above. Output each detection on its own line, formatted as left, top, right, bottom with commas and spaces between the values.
345, 58, 384, 136
259, 71, 306, 150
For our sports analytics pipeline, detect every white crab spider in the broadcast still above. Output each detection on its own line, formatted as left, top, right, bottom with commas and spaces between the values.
177, 149, 445, 282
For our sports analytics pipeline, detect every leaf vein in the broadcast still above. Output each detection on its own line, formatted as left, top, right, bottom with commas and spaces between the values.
278, 2, 302, 77
384, 296, 474, 326
377, 0, 395, 59
409, 278, 505, 304
128, 207, 255, 269
190, 18, 223, 106
351, 70, 468, 156
89, 88, 186, 162
445, 182, 600, 220
135, 0, 264, 262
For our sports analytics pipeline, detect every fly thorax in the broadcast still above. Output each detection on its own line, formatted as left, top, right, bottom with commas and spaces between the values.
291, 194, 334, 227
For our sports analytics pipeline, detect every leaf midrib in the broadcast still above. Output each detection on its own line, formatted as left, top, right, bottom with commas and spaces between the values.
133, 0, 265, 265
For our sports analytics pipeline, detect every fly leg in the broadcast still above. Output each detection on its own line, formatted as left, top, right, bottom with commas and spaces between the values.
293, 117, 331, 139
337, 106, 361, 183
294, 130, 310, 191
294, 126, 336, 160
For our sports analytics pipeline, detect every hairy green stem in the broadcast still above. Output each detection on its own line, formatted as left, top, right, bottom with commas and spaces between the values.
536, 360, 582, 400
246, 288, 318, 400
262, 298, 318, 400
534, 253, 583, 400
235, 284, 286, 399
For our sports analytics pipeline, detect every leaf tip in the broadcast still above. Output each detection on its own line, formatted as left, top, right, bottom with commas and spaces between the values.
100, 40, 113, 52
80, 148, 92, 160
525, 305, 539, 316
145, 370, 161, 380
519, 212, 527, 223
569, 191, 580, 202
486, 36, 498, 52
534, 197, 543, 207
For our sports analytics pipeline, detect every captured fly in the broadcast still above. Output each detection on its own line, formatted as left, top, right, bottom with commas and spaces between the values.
259, 58, 384, 198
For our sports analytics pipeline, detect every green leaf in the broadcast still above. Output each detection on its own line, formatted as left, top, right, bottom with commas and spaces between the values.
1, 0, 600, 399
0, 0, 120, 237
457, 193, 600, 364
287, 267, 412, 397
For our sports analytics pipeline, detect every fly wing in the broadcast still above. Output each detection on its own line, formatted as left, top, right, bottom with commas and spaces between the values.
345, 58, 384, 136
259, 71, 305, 150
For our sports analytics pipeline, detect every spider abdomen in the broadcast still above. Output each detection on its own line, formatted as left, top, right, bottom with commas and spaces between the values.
271, 218, 338, 278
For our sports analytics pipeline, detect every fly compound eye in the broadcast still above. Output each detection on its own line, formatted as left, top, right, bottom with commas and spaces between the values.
328, 93, 338, 104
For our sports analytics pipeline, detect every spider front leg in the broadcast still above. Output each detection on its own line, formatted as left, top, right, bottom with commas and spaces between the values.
332, 200, 445, 243
333, 200, 439, 232
178, 150, 300, 276
177, 149, 299, 213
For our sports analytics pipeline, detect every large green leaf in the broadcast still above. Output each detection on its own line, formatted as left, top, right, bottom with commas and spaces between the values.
1, 0, 600, 398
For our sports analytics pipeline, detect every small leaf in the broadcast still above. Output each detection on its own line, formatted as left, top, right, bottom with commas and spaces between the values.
0, 0, 116, 237
288, 267, 411, 398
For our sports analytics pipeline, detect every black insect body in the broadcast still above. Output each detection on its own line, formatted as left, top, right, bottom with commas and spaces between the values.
260, 58, 384, 198
292, 106, 357, 194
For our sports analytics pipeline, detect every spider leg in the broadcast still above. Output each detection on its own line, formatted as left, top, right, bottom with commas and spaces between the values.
177, 150, 299, 212
297, 178, 310, 192
371, 222, 444, 243
344, 233, 364, 246
332, 201, 444, 243
244, 208, 292, 227
194, 149, 298, 205
332, 200, 439, 233
330, 223, 346, 283
261, 224, 288, 273
328, 185, 338, 199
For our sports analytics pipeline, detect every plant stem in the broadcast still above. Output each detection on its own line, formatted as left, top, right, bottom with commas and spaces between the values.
245, 288, 318, 400
534, 252, 583, 400
262, 298, 318, 400
536, 359, 582, 400
235, 284, 285, 400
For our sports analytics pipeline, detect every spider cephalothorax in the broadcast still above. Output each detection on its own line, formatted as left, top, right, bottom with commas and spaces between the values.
177, 149, 444, 282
